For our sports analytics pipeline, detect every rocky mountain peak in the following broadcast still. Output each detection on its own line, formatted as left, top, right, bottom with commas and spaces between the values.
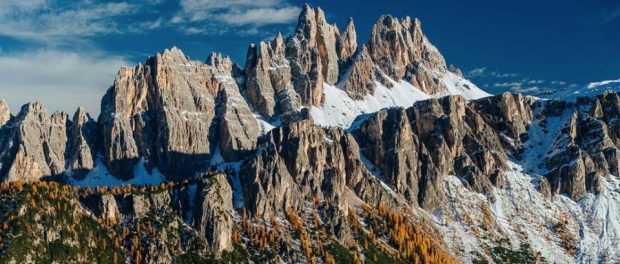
207, 52, 237, 73
68, 106, 98, 180
19, 101, 46, 117
72, 106, 89, 124
337, 17, 357, 62
160, 46, 188, 62
368, 14, 447, 94
0, 102, 68, 182
341, 45, 375, 99
0, 99, 10, 127
272, 32, 285, 53
287, 4, 340, 106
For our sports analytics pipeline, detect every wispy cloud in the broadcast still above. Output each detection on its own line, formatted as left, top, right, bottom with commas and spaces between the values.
0, 0, 301, 41
172, 0, 300, 35
0, 0, 165, 44
0, 49, 130, 115
466, 66, 580, 96
465, 67, 518, 79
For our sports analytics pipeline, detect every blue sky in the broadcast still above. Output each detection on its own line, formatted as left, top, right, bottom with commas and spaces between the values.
0, 0, 618, 115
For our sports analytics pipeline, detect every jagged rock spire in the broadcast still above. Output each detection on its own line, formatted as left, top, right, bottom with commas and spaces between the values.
286, 4, 340, 106
68, 107, 98, 180
367, 15, 447, 94
337, 17, 357, 62
244, 33, 299, 119
341, 45, 375, 99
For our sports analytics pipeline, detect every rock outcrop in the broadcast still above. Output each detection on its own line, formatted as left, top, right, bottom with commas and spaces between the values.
367, 16, 447, 94
337, 18, 357, 63
244, 34, 300, 120
0, 102, 68, 182
67, 107, 98, 179
471, 92, 534, 154
545, 92, 620, 200
354, 95, 511, 209
286, 5, 340, 106
99, 48, 260, 180
341, 46, 376, 99
195, 173, 234, 254
0, 100, 9, 127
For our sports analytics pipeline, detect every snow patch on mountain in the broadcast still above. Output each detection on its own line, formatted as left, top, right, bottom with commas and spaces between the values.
436, 71, 491, 100
309, 81, 430, 127
432, 160, 620, 263
69, 157, 166, 187
310, 72, 490, 128
520, 104, 574, 175
563, 176, 620, 263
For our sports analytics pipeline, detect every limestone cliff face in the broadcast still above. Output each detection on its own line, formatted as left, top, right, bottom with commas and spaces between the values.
337, 18, 357, 63
99, 48, 259, 180
341, 46, 376, 99
67, 107, 98, 180
244, 34, 300, 120
367, 16, 447, 94
471, 92, 534, 154
195, 173, 234, 255
353, 95, 512, 210
0, 102, 68, 182
238, 119, 402, 219
544, 92, 620, 200
285, 5, 340, 106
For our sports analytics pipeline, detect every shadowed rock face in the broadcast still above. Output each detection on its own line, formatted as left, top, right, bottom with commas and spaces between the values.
98, 48, 259, 180
67, 107, 98, 180
353, 94, 515, 210
544, 92, 620, 200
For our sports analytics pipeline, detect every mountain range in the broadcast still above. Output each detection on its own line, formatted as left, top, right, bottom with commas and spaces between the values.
0, 5, 619, 264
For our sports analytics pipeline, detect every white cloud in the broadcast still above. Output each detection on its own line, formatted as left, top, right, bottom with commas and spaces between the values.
587, 79, 620, 89
0, 49, 130, 116
467, 66, 579, 96
465, 67, 518, 79
174, 0, 300, 34
0, 0, 162, 43
219, 7, 301, 26
528, 80, 545, 84
493, 82, 523, 88
465, 67, 487, 77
